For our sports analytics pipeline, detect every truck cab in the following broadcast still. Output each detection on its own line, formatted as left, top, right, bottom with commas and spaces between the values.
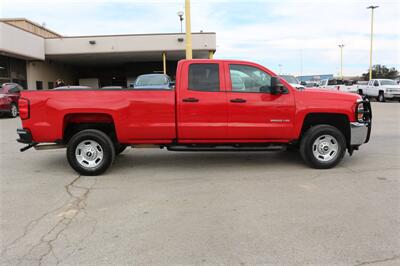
364, 79, 400, 102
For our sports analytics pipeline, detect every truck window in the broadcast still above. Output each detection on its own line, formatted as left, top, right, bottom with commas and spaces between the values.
374, 80, 379, 87
229, 64, 271, 92
188, 64, 220, 92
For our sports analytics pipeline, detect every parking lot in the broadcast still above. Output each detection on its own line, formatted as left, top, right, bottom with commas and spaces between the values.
0, 102, 399, 265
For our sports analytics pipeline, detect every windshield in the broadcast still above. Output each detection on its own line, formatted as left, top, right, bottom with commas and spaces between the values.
380, 80, 397, 86
280, 75, 299, 84
135, 75, 168, 86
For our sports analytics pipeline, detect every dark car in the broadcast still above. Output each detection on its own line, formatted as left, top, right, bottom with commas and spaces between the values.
0, 83, 23, 118
133, 74, 173, 90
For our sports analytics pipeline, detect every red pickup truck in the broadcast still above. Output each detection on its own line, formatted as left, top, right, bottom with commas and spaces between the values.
17, 59, 371, 175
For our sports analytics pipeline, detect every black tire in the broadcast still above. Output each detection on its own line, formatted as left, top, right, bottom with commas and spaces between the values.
377, 91, 385, 102
67, 129, 115, 176
9, 103, 18, 118
300, 125, 346, 169
358, 89, 363, 95
115, 144, 128, 155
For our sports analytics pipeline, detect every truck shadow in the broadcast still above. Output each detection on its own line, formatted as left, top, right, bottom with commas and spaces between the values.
111, 150, 306, 173
36, 150, 307, 177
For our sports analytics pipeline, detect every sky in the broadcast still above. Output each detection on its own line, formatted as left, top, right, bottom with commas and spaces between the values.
1, 0, 399, 76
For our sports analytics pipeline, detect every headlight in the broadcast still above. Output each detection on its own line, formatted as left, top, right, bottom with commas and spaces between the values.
355, 99, 371, 123
356, 102, 364, 122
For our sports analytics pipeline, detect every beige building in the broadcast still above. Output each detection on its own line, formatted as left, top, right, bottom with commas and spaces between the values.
0, 18, 216, 89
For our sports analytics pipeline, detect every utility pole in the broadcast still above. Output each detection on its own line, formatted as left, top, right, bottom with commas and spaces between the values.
185, 0, 192, 59
367, 5, 379, 80
338, 44, 344, 79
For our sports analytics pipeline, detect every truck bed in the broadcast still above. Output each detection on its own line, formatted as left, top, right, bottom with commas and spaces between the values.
20, 89, 176, 143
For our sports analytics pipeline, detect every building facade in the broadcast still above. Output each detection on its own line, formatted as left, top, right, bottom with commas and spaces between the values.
0, 18, 216, 89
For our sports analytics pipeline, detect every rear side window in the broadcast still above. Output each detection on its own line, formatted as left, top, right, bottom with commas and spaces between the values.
188, 64, 220, 92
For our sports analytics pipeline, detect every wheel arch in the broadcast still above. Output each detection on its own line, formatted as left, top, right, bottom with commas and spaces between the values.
62, 113, 118, 143
300, 113, 351, 148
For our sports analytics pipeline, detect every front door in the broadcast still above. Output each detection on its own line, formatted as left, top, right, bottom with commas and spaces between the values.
177, 61, 228, 140
225, 62, 296, 140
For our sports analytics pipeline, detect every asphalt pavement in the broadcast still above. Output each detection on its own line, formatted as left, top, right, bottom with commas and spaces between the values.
0, 102, 399, 265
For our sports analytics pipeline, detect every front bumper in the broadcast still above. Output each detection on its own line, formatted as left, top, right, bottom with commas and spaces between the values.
17, 128, 33, 144
384, 93, 400, 99
351, 98, 372, 146
0, 103, 11, 112
350, 122, 370, 145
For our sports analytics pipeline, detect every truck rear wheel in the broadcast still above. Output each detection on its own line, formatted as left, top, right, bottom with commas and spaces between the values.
67, 129, 115, 175
300, 125, 346, 169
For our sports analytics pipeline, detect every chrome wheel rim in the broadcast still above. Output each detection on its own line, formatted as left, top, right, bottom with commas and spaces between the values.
11, 105, 18, 117
75, 140, 104, 168
312, 135, 339, 162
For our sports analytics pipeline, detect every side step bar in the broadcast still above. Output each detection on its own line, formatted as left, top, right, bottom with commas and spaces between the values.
166, 144, 286, 152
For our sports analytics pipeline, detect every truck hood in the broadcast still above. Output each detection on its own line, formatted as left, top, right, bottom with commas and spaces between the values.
382, 85, 400, 90
294, 89, 361, 120
297, 88, 361, 103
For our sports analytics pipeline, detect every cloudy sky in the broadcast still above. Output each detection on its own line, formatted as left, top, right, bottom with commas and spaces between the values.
2, 0, 399, 76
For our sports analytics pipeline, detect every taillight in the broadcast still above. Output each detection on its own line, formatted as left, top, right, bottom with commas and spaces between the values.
18, 98, 30, 120
337, 86, 340, 90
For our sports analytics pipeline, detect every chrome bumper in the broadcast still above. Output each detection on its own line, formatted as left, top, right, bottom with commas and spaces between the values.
350, 122, 369, 145
384, 93, 400, 99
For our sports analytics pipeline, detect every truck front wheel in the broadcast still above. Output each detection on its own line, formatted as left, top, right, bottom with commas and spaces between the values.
67, 129, 115, 176
10, 103, 18, 118
377, 91, 385, 102
300, 125, 346, 169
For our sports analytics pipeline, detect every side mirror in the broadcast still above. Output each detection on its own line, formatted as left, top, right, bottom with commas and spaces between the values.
270, 77, 285, 95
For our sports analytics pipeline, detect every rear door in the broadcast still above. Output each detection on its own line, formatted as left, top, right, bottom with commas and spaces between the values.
177, 61, 228, 140
225, 62, 296, 140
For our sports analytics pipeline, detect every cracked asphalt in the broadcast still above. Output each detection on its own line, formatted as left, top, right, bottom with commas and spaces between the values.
1, 102, 399, 265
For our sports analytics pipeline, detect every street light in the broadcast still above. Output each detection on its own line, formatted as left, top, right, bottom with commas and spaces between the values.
367, 5, 379, 80
177, 11, 184, 33
338, 44, 344, 80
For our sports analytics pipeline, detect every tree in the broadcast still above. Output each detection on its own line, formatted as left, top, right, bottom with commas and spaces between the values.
362, 65, 399, 80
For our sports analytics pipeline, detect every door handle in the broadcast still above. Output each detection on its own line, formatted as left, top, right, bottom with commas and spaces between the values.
182, 97, 199, 102
230, 98, 246, 103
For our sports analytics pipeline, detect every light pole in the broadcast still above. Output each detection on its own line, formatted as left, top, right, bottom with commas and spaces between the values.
300, 49, 303, 78
177, 11, 184, 33
278, 64, 283, 74
338, 44, 344, 80
367, 5, 379, 80
185, 0, 192, 59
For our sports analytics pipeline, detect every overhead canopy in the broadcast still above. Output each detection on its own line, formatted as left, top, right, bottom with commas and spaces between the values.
45, 32, 216, 65
46, 50, 210, 66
